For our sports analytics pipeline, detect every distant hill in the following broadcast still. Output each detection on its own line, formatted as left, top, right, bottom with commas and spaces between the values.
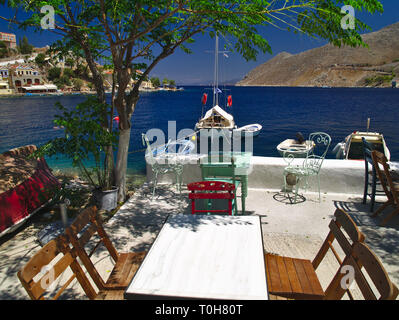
236, 22, 399, 88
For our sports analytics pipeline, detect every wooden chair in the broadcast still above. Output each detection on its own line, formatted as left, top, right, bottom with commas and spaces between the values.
17, 235, 97, 300
323, 241, 398, 300
371, 150, 399, 226
187, 181, 235, 215
64, 206, 147, 298
265, 208, 365, 300
362, 137, 384, 212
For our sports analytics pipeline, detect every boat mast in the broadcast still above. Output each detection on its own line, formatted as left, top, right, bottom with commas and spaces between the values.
213, 34, 219, 107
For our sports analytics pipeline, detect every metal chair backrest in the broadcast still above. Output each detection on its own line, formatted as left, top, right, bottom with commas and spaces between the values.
308, 132, 332, 159
372, 150, 399, 205
17, 236, 96, 300
302, 132, 331, 173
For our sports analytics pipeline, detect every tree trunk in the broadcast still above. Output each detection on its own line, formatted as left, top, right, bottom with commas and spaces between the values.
115, 126, 131, 202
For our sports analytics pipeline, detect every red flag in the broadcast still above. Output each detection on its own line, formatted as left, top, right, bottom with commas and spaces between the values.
227, 95, 232, 107
201, 93, 208, 105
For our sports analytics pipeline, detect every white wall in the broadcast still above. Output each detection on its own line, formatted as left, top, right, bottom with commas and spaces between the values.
146, 156, 365, 195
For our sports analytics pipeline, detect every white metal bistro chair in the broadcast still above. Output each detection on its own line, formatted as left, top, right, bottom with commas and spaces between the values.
283, 132, 332, 203
142, 133, 184, 198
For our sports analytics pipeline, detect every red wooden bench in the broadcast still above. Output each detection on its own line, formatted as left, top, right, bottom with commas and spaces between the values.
187, 181, 236, 215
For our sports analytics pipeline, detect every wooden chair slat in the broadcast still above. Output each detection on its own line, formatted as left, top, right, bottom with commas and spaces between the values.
265, 254, 282, 293
69, 206, 94, 234
301, 260, 324, 297
283, 257, 303, 294
334, 209, 365, 243
312, 231, 335, 269
77, 223, 97, 248
292, 258, 313, 295
19, 239, 59, 283
275, 255, 292, 293
329, 220, 353, 257
352, 242, 394, 299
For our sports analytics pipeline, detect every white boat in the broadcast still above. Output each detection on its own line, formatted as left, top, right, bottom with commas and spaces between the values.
277, 139, 315, 158
332, 131, 390, 160
235, 124, 262, 137
196, 105, 235, 130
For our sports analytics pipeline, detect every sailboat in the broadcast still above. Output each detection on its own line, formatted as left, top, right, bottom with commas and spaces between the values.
195, 35, 261, 139
195, 35, 235, 137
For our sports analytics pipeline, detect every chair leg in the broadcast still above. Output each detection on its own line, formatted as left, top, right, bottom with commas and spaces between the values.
293, 177, 300, 204
317, 174, 321, 203
380, 207, 399, 226
152, 171, 159, 199
370, 174, 377, 212
363, 167, 369, 204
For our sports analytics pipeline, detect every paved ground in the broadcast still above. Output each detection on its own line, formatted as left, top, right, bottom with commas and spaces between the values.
1, 183, 398, 300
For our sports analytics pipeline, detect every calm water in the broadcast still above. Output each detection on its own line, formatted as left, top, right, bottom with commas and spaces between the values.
0, 86, 398, 175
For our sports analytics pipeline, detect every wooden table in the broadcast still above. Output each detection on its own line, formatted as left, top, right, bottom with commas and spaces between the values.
124, 214, 268, 300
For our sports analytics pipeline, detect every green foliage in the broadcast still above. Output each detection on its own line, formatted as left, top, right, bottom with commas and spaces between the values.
364, 74, 394, 86
72, 78, 83, 90
34, 53, 46, 67
0, 40, 9, 58
150, 77, 160, 88
18, 35, 33, 54
47, 67, 61, 81
34, 96, 117, 190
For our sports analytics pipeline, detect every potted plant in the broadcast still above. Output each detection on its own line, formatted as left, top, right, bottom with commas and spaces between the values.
35, 96, 118, 211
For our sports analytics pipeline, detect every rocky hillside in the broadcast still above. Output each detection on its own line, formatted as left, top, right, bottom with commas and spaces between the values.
236, 22, 399, 87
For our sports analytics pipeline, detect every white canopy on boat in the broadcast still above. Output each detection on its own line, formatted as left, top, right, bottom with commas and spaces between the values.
202, 105, 234, 122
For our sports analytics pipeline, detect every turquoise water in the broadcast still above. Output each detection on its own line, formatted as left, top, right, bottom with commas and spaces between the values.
0, 86, 398, 175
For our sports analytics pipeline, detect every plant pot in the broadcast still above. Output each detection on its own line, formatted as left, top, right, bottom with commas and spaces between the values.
93, 186, 119, 211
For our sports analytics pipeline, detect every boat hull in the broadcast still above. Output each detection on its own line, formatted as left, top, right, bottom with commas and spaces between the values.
333, 132, 390, 161
0, 146, 60, 238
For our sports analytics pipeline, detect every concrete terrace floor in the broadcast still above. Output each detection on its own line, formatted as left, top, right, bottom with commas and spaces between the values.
1, 183, 398, 300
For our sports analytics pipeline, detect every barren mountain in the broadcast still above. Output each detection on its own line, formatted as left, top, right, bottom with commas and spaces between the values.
236, 22, 399, 87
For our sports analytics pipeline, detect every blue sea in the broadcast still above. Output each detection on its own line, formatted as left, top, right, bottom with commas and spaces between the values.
0, 86, 398, 175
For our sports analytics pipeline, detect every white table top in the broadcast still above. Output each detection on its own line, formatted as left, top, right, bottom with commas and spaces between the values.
124, 214, 268, 300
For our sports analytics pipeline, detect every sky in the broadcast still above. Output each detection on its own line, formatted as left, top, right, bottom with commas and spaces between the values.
0, 1, 398, 85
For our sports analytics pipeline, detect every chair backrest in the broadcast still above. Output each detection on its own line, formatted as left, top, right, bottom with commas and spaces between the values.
312, 208, 365, 270
200, 154, 237, 181
312, 208, 365, 299
362, 137, 375, 175
308, 132, 332, 159
372, 150, 398, 204
324, 242, 399, 300
17, 235, 97, 300
142, 133, 156, 165
64, 206, 119, 291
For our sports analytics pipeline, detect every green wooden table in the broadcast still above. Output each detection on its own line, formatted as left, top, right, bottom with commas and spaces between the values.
200, 152, 252, 214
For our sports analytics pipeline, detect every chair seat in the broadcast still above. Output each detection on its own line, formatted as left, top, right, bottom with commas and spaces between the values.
265, 253, 325, 300
104, 252, 146, 289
